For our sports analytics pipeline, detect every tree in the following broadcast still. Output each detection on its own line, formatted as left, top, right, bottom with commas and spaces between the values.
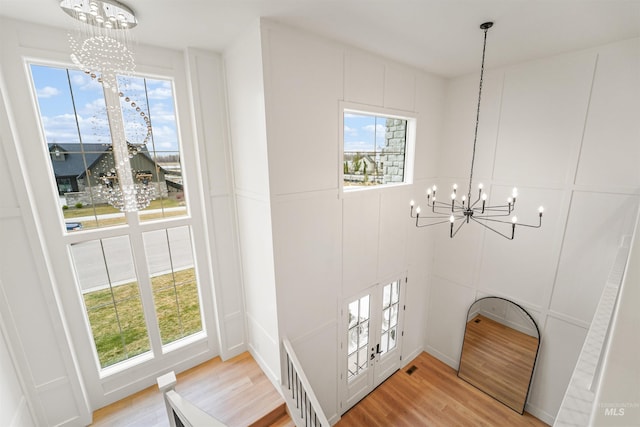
352, 152, 362, 174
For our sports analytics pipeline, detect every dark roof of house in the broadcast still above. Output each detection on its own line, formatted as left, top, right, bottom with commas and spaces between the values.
48, 143, 166, 178
48, 143, 110, 177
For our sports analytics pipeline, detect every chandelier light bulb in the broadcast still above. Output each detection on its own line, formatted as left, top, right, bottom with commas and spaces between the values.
539, 206, 544, 214
410, 200, 415, 207
478, 183, 484, 190
432, 185, 437, 192
449, 215, 455, 223
426, 188, 432, 195
482, 193, 487, 201
512, 187, 518, 198
416, 206, 421, 215
507, 197, 513, 204
462, 195, 466, 201
451, 192, 456, 200
512, 216, 518, 223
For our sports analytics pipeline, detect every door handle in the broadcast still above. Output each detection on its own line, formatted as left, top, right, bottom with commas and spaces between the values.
376, 344, 382, 354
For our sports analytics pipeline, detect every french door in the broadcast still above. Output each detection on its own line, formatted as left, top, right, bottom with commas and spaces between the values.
341, 278, 406, 412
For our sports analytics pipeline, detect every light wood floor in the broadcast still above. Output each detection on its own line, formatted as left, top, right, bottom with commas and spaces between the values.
93, 350, 548, 427
91, 352, 291, 426
458, 314, 539, 412
337, 351, 548, 427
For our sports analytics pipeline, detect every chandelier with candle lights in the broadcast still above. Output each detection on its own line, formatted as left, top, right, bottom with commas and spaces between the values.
410, 22, 543, 239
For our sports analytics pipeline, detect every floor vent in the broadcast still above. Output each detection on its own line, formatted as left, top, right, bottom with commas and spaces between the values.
406, 365, 417, 375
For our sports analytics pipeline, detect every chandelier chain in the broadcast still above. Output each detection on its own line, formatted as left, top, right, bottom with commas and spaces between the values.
468, 26, 489, 202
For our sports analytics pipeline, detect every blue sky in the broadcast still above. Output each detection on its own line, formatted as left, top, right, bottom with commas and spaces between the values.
30, 64, 180, 154
344, 113, 387, 153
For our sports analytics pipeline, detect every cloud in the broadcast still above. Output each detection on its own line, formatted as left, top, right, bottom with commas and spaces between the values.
147, 87, 173, 100
363, 124, 386, 134
344, 125, 358, 136
344, 140, 376, 152
37, 86, 60, 98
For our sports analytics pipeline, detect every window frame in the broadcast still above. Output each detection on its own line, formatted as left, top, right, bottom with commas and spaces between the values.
22, 54, 219, 396
340, 102, 417, 194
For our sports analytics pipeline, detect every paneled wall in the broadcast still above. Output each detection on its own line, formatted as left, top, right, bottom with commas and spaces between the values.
0, 318, 35, 427
259, 20, 445, 422
224, 23, 281, 383
0, 21, 91, 422
426, 37, 640, 424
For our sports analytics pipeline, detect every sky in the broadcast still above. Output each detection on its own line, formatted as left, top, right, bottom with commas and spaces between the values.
31, 63, 389, 157
30, 64, 181, 155
344, 113, 387, 153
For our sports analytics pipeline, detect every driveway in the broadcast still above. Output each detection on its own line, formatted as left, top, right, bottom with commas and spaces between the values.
71, 226, 194, 292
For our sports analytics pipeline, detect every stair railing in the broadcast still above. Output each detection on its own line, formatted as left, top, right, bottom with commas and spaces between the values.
157, 371, 227, 427
282, 338, 331, 427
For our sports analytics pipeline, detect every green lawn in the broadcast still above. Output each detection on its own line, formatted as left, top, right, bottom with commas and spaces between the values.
83, 268, 202, 368
63, 199, 187, 230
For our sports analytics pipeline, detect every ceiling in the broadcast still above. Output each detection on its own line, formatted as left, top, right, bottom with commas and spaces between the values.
1, 0, 639, 77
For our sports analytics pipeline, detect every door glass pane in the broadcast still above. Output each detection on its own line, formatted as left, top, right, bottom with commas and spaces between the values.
347, 352, 358, 380
346, 294, 371, 381
358, 321, 369, 348
348, 327, 358, 354
380, 331, 389, 353
380, 280, 401, 356
391, 281, 399, 304
348, 300, 358, 328
143, 226, 203, 345
71, 236, 150, 368
382, 283, 391, 309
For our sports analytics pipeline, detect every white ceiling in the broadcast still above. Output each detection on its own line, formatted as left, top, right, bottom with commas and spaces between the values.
1, 0, 639, 77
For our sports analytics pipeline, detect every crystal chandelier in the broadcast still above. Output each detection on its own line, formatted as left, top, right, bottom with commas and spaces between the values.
60, 0, 156, 212
410, 22, 543, 239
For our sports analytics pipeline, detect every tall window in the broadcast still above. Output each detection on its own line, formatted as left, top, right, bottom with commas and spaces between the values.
343, 109, 415, 189
30, 64, 205, 370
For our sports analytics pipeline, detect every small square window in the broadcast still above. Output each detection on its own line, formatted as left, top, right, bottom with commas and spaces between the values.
342, 108, 414, 189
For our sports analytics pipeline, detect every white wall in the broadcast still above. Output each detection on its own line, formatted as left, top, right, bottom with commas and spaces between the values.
0, 314, 35, 427
259, 20, 445, 422
184, 48, 247, 360
0, 21, 92, 423
427, 37, 640, 424
224, 21, 281, 384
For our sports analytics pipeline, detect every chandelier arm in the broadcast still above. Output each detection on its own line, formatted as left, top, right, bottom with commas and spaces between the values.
474, 216, 541, 228
476, 207, 511, 213
482, 204, 512, 210
473, 213, 514, 219
469, 197, 483, 209
470, 217, 514, 240
415, 218, 455, 228
450, 219, 466, 238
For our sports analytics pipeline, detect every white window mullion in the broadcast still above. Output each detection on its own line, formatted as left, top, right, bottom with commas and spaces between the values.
126, 213, 163, 357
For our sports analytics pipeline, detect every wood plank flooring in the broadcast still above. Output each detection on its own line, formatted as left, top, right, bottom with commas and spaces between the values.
92, 350, 547, 427
91, 352, 288, 426
458, 314, 539, 412
336, 352, 548, 427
